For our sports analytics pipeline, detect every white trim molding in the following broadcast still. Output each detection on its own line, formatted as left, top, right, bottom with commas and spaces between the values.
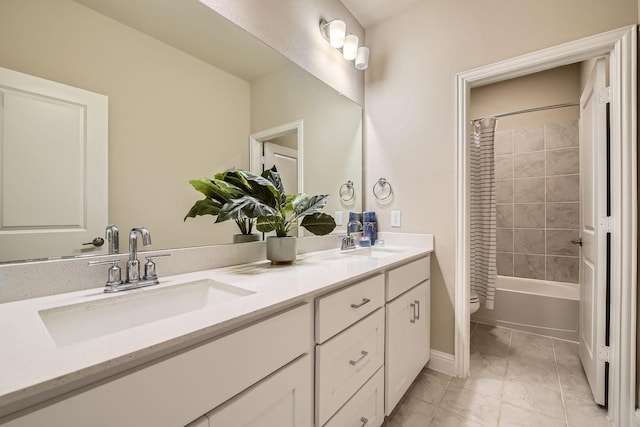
427, 350, 456, 377
249, 120, 305, 236
455, 26, 637, 427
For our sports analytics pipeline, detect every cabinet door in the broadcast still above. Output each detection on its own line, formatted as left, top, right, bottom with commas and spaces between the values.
385, 282, 430, 415
408, 281, 430, 380
208, 354, 312, 427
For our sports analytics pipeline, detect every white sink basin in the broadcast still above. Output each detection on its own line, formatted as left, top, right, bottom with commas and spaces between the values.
341, 246, 404, 259
39, 279, 255, 346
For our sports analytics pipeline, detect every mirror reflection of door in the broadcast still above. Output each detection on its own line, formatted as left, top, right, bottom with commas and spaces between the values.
263, 137, 298, 194
0, 67, 108, 263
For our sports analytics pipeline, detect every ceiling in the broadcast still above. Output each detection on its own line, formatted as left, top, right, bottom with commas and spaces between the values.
340, 0, 423, 28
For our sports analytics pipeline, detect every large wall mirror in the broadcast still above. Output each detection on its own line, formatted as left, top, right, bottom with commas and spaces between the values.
0, 0, 362, 263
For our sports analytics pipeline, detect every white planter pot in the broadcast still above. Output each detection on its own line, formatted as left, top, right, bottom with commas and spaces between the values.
266, 236, 297, 264
233, 234, 260, 244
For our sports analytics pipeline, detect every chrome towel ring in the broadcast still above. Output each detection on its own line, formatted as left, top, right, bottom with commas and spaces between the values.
340, 180, 355, 202
373, 178, 392, 201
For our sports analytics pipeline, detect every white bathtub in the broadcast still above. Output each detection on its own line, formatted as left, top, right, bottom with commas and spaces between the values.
471, 276, 580, 342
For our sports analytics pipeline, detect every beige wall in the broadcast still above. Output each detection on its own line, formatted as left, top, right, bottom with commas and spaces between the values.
0, 0, 249, 250
470, 64, 581, 130
203, 0, 365, 105
251, 63, 363, 225
364, 1, 637, 353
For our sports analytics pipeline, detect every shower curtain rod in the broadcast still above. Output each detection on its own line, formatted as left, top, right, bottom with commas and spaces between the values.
470, 102, 580, 122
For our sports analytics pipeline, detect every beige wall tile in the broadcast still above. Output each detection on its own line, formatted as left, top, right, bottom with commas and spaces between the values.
514, 254, 545, 280
546, 256, 579, 283
496, 179, 514, 203
546, 175, 579, 202
546, 203, 580, 228
514, 126, 544, 153
497, 252, 514, 276
497, 228, 514, 252
514, 229, 545, 254
497, 204, 514, 228
495, 130, 514, 155
515, 178, 545, 202
547, 147, 579, 176
514, 203, 545, 228
545, 120, 579, 149
514, 151, 545, 178
495, 154, 514, 179
547, 229, 580, 256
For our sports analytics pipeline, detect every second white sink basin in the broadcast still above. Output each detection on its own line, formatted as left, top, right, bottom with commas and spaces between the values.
39, 279, 255, 346
341, 246, 404, 258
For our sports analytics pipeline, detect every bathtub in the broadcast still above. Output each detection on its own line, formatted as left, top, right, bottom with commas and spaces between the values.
471, 276, 580, 342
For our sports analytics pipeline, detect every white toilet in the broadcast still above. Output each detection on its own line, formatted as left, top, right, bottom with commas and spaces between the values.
470, 290, 480, 315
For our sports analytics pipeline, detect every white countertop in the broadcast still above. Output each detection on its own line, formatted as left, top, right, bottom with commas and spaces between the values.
0, 244, 431, 418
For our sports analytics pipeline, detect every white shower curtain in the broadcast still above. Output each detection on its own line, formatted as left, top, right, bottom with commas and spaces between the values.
470, 117, 497, 309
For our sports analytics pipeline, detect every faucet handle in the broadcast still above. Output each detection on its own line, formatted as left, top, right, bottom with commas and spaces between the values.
143, 254, 171, 281
89, 258, 122, 288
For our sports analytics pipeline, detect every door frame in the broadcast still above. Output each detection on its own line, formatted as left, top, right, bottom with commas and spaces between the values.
454, 25, 636, 426
249, 119, 304, 236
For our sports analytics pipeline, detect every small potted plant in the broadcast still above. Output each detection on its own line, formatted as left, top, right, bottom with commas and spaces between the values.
195, 167, 336, 263
184, 173, 263, 243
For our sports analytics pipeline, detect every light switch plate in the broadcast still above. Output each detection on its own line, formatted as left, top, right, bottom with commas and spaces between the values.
334, 211, 343, 226
391, 210, 401, 227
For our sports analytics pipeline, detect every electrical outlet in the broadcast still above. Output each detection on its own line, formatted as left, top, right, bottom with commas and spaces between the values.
391, 210, 401, 227
334, 211, 343, 226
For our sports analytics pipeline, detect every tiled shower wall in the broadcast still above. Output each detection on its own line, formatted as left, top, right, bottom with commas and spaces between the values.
495, 120, 580, 284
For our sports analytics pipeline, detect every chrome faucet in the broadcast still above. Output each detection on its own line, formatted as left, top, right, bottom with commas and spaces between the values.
341, 219, 362, 250
105, 224, 119, 254
89, 227, 170, 293
127, 227, 151, 283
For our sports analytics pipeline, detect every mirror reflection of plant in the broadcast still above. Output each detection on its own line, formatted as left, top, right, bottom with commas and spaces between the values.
184, 167, 335, 237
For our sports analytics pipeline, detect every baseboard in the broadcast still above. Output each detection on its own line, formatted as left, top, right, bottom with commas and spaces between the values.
426, 349, 456, 377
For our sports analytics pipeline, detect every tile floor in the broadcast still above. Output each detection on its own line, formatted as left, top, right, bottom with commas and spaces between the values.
382, 323, 611, 427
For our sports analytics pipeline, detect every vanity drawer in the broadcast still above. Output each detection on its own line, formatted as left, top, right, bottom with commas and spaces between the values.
386, 255, 430, 301
316, 308, 385, 426
324, 367, 384, 427
316, 274, 384, 343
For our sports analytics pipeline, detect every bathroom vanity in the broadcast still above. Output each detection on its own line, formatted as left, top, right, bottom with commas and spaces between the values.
0, 244, 431, 426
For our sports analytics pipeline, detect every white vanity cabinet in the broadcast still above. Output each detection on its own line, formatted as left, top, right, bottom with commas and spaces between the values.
204, 354, 312, 427
315, 274, 385, 426
384, 256, 431, 415
5, 304, 312, 427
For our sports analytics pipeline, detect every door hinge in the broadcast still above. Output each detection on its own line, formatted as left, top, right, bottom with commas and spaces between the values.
599, 216, 613, 233
598, 345, 610, 362
599, 87, 611, 104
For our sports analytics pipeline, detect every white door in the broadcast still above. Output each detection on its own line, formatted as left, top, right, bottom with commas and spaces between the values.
264, 141, 298, 194
0, 67, 108, 262
578, 57, 608, 406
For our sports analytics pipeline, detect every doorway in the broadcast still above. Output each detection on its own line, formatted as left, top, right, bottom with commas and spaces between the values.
455, 26, 636, 427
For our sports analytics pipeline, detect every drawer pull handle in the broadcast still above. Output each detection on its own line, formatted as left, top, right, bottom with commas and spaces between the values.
349, 350, 369, 366
360, 416, 369, 426
410, 303, 416, 323
350, 298, 371, 309
415, 300, 420, 320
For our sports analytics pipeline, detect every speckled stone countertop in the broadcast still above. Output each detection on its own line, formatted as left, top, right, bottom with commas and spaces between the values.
0, 241, 432, 419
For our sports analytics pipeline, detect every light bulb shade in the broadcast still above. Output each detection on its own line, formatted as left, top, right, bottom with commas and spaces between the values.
355, 46, 369, 70
343, 34, 359, 60
329, 19, 346, 48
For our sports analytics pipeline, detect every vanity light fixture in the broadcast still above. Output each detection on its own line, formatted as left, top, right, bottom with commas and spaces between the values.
320, 19, 369, 70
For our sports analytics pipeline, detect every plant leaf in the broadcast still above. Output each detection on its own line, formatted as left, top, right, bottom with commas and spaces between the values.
262, 166, 285, 199
300, 212, 336, 236
216, 196, 278, 223
183, 198, 222, 221
293, 194, 329, 217
256, 216, 277, 233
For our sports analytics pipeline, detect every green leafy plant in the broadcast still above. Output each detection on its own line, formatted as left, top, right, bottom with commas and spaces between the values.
184, 167, 336, 238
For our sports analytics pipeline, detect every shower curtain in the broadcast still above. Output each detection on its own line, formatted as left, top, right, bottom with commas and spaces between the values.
470, 117, 497, 309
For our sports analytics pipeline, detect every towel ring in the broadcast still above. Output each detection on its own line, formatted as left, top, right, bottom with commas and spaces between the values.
339, 180, 355, 202
373, 178, 392, 201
